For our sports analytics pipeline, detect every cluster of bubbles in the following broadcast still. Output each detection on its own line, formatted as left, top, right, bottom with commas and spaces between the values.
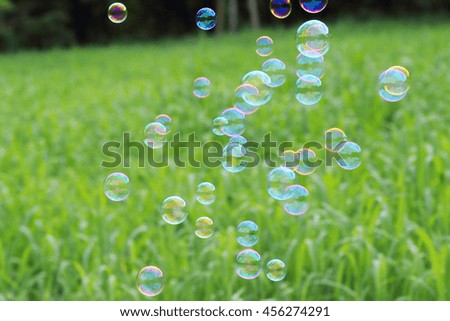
324, 128, 362, 170
108, 2, 127, 24
378, 66, 410, 102
144, 114, 172, 149
270, 0, 328, 19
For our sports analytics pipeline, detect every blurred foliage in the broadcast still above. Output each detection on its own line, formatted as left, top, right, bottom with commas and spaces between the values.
0, 0, 449, 51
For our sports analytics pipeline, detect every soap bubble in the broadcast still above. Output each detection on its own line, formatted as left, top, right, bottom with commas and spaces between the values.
282, 148, 318, 175
336, 141, 362, 170
221, 108, 246, 137
108, 3, 127, 23
196, 8, 216, 30
212, 116, 228, 136
281, 184, 309, 215
144, 122, 167, 149
193, 77, 211, 98
154, 114, 172, 134
103, 172, 130, 201
237, 221, 259, 247
136, 266, 164, 297
196, 182, 216, 205
324, 128, 347, 152
161, 196, 188, 225
236, 249, 262, 280
378, 66, 409, 102
299, 0, 328, 14
242, 71, 273, 106
296, 20, 330, 57
265, 259, 287, 281
222, 142, 248, 173
270, 0, 292, 19
234, 84, 261, 115
256, 36, 273, 57
262, 58, 287, 87
267, 167, 296, 200
295, 74, 323, 105
296, 52, 325, 79
195, 217, 214, 239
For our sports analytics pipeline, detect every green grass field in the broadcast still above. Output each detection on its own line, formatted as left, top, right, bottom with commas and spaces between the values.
0, 18, 449, 300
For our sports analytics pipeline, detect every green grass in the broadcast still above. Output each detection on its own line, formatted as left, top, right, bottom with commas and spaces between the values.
0, 18, 449, 300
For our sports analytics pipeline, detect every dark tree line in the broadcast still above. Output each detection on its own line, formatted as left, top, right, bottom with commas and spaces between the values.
0, 0, 448, 51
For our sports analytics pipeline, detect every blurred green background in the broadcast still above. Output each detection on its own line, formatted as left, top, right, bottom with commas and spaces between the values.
0, 1, 449, 300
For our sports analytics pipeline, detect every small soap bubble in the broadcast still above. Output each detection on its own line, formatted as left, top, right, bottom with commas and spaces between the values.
193, 77, 211, 98
144, 122, 167, 149
325, 128, 347, 152
136, 266, 164, 297
212, 116, 228, 136
295, 74, 323, 105
296, 20, 330, 57
270, 0, 292, 19
234, 84, 260, 114
267, 167, 296, 200
237, 221, 259, 247
266, 259, 287, 281
282, 148, 318, 175
222, 142, 249, 173
221, 108, 246, 137
108, 2, 127, 23
161, 196, 188, 225
154, 114, 172, 134
196, 182, 216, 205
336, 141, 362, 170
299, 0, 328, 13
261, 58, 287, 87
196, 7, 216, 30
256, 36, 273, 57
195, 217, 214, 239
241, 71, 273, 106
229, 135, 247, 146
103, 172, 130, 201
281, 184, 309, 215
236, 249, 262, 280
296, 52, 325, 79
378, 66, 409, 102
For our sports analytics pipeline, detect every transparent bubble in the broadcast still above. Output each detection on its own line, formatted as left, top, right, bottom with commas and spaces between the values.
196, 8, 216, 30
281, 184, 309, 215
212, 116, 228, 136
299, 0, 328, 13
378, 66, 409, 102
237, 221, 259, 247
144, 122, 167, 149
161, 196, 188, 225
256, 36, 273, 57
221, 108, 246, 137
236, 249, 262, 280
296, 20, 330, 57
229, 135, 247, 146
295, 74, 323, 105
267, 167, 296, 200
196, 182, 216, 205
193, 77, 211, 98
108, 2, 127, 23
234, 84, 260, 115
324, 128, 347, 152
136, 266, 164, 297
282, 148, 318, 175
262, 58, 287, 87
296, 52, 325, 79
270, 0, 292, 19
154, 114, 172, 134
266, 259, 287, 281
241, 71, 273, 106
222, 142, 249, 173
103, 172, 130, 201
336, 141, 362, 170
195, 217, 214, 239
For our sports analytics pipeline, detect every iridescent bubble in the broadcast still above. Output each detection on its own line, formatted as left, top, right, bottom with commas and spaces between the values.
378, 66, 409, 102
282, 148, 317, 175
195, 217, 214, 239
193, 77, 211, 98
261, 58, 287, 87
324, 128, 347, 152
236, 249, 262, 280
256, 36, 273, 57
281, 184, 309, 215
296, 20, 330, 57
237, 221, 259, 247
241, 71, 273, 106
196, 8, 216, 31
296, 74, 323, 105
229, 135, 247, 145
221, 108, 246, 137
108, 2, 127, 24
296, 52, 325, 79
103, 172, 130, 201
222, 142, 248, 173
154, 114, 172, 134
136, 266, 164, 297
266, 259, 287, 281
299, 0, 328, 13
270, 0, 292, 19
234, 84, 260, 115
212, 116, 228, 136
144, 122, 167, 149
161, 196, 188, 225
336, 141, 362, 170
267, 167, 296, 200
196, 182, 216, 205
